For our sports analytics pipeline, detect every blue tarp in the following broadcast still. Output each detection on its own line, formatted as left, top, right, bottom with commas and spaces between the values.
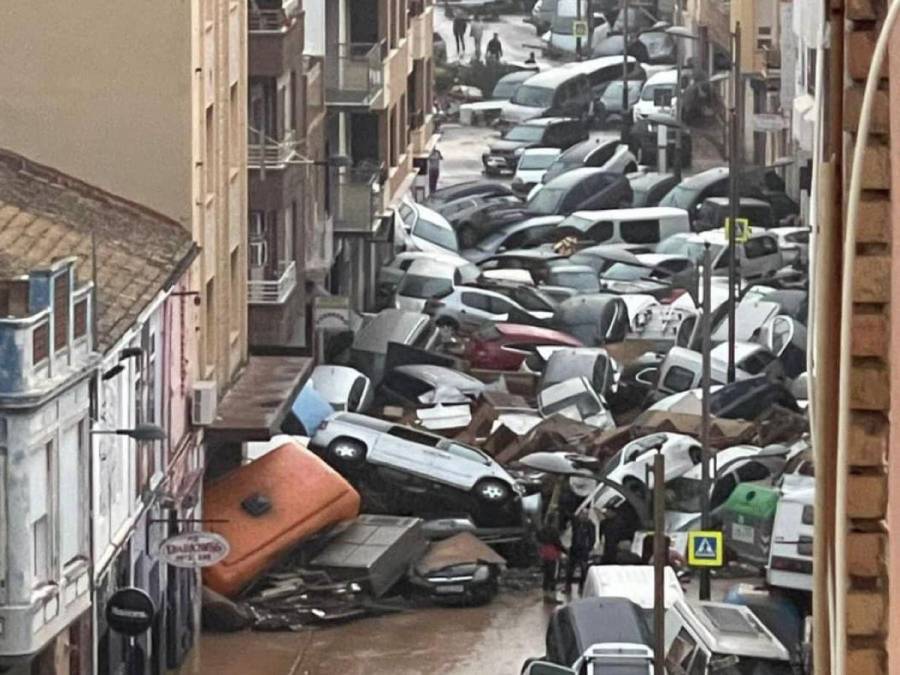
290, 382, 335, 435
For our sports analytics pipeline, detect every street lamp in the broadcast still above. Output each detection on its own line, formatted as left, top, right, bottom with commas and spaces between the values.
664, 24, 699, 181
91, 424, 167, 442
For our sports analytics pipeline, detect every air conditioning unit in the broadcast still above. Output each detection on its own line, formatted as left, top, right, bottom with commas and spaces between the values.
191, 380, 218, 426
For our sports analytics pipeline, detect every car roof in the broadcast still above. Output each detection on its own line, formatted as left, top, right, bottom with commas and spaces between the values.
565, 54, 638, 75
710, 341, 765, 362
497, 69, 537, 85
568, 206, 688, 222
392, 364, 484, 388
522, 147, 565, 156
548, 263, 596, 274
404, 258, 463, 277
627, 171, 676, 189
487, 248, 567, 260
676, 166, 730, 190
696, 228, 777, 245
333, 411, 395, 432
633, 253, 689, 266
544, 167, 620, 189
644, 68, 678, 85
498, 216, 565, 234
703, 196, 771, 208
557, 597, 652, 652
556, 137, 619, 163
495, 322, 582, 344
521, 67, 589, 88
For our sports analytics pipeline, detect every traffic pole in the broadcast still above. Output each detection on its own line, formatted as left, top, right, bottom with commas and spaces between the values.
576, 0, 583, 60
673, 0, 684, 180
699, 243, 712, 600
621, 0, 630, 142
726, 22, 741, 383
653, 452, 666, 675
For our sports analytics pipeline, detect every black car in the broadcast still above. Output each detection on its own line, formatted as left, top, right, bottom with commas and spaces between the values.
483, 118, 588, 176
627, 171, 679, 207
526, 169, 633, 216
550, 293, 630, 346
456, 203, 536, 248
523, 597, 654, 674
426, 180, 515, 209
542, 138, 637, 184
462, 216, 565, 262
630, 119, 693, 170
436, 194, 522, 228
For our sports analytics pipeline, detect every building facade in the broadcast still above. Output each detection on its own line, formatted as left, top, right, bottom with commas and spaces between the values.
305, 0, 438, 312
0, 0, 248, 391
0, 259, 96, 675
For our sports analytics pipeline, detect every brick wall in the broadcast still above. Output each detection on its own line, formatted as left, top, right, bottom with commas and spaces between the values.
841, 0, 892, 671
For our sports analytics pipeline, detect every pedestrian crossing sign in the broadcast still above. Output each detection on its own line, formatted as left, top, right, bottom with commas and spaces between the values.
724, 217, 751, 244
573, 20, 588, 38
688, 531, 724, 567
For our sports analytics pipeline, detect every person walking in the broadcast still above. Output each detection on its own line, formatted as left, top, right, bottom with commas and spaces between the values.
452, 14, 468, 56
470, 18, 485, 61
565, 510, 597, 596
485, 32, 503, 62
537, 522, 565, 602
427, 146, 443, 193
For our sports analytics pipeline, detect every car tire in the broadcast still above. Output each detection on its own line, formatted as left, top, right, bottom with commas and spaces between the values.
328, 438, 366, 464
436, 316, 459, 333
473, 478, 512, 504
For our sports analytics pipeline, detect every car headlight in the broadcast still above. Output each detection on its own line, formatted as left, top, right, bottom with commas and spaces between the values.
472, 566, 491, 582
513, 147, 524, 157
634, 310, 650, 329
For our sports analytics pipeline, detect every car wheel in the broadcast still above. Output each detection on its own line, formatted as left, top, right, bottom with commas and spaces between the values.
436, 317, 459, 336
328, 438, 366, 464
474, 479, 511, 503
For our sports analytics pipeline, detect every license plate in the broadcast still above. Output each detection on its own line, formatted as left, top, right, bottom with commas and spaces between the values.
435, 584, 466, 594
732, 522, 755, 544
486, 157, 507, 167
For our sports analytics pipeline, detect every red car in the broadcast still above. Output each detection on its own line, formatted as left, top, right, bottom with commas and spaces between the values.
465, 323, 583, 371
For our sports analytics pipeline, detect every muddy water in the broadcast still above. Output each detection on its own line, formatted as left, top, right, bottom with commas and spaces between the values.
179, 589, 552, 675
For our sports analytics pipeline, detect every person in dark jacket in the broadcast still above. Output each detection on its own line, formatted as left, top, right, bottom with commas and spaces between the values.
486, 33, 503, 62
537, 523, 565, 602
452, 15, 468, 55
565, 510, 597, 595
599, 500, 641, 564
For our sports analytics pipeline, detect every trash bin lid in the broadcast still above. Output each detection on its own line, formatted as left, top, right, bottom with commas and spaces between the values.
721, 483, 780, 519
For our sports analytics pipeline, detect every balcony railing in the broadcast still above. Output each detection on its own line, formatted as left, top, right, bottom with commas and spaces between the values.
248, 128, 298, 169
325, 41, 387, 107
332, 163, 384, 234
248, 260, 297, 304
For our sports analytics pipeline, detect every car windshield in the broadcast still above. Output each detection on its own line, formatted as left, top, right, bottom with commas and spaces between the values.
493, 78, 522, 99
659, 183, 700, 209
639, 32, 673, 56
656, 238, 724, 264
550, 271, 600, 291
511, 85, 554, 108
397, 274, 453, 299
519, 152, 558, 170
412, 213, 460, 252
604, 262, 654, 281
666, 476, 706, 512
542, 391, 602, 417
601, 80, 642, 105
505, 125, 546, 142
527, 187, 567, 214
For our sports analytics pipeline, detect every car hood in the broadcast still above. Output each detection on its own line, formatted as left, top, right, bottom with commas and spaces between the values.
501, 102, 545, 124
514, 169, 546, 183
461, 100, 506, 112
490, 139, 529, 153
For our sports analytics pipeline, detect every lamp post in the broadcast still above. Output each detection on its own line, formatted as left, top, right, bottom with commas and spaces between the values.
726, 23, 742, 383
664, 24, 698, 181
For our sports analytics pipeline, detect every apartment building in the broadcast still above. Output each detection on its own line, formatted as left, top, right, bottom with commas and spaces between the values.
305, 0, 439, 311
247, 0, 332, 349
0, 0, 248, 391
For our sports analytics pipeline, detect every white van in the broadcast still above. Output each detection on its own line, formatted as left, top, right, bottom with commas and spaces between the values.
657, 230, 785, 282
583, 565, 685, 610
767, 483, 814, 592
545, 0, 610, 54
556, 207, 691, 248
633, 69, 679, 122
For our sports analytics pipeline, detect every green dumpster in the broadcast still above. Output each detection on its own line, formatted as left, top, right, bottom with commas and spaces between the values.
719, 484, 780, 566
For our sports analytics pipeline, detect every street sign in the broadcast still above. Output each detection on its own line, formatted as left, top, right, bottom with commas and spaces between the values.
688, 531, 724, 567
724, 217, 751, 243
106, 587, 156, 636
158, 531, 230, 568
573, 20, 588, 39
313, 295, 351, 331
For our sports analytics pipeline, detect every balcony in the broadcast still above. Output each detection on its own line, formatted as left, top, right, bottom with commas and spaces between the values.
248, 260, 297, 304
754, 47, 781, 77
325, 41, 387, 108
248, 0, 301, 32
332, 164, 385, 234
248, 128, 298, 170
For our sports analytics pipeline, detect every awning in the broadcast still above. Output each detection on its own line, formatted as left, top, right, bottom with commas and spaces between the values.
205, 356, 313, 443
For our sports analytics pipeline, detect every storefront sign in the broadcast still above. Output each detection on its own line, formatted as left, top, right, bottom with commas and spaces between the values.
313, 296, 351, 331
159, 531, 230, 568
106, 588, 155, 636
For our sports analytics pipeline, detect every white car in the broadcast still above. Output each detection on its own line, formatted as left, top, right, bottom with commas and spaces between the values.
657, 230, 785, 282
309, 366, 373, 413
544, 0, 610, 53
396, 198, 460, 254
511, 148, 561, 198
537, 376, 615, 431
377, 250, 470, 306
423, 284, 555, 332
310, 412, 521, 505
393, 258, 480, 312
632, 69, 678, 122
769, 226, 810, 266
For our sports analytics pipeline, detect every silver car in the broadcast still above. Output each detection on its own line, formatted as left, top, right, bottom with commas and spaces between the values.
311, 412, 521, 504
393, 258, 481, 312
537, 377, 615, 431
424, 285, 554, 332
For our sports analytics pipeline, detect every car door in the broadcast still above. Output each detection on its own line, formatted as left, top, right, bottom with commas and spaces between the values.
740, 234, 782, 279
429, 441, 491, 490
459, 290, 501, 329
374, 426, 442, 478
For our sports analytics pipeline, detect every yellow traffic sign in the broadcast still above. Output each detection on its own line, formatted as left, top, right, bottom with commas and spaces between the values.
573, 20, 589, 39
688, 531, 724, 567
724, 217, 751, 243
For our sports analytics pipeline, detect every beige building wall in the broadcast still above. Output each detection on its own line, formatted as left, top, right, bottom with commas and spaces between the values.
0, 0, 248, 390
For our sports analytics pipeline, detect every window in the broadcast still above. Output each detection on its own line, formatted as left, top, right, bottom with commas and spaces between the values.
205, 278, 216, 367
60, 421, 84, 565
802, 505, 815, 525
743, 235, 778, 259
397, 274, 453, 299
662, 365, 695, 392
621, 220, 661, 244
73, 298, 88, 340
445, 443, 488, 464
488, 295, 516, 315
230, 249, 240, 334
33, 323, 50, 364
205, 105, 215, 194
687, 648, 708, 675
587, 143, 616, 167
284, 203, 296, 263
53, 272, 70, 351
388, 426, 439, 447
587, 221, 614, 242
806, 48, 817, 95
798, 535, 813, 556
461, 291, 493, 312
30, 441, 53, 584
229, 84, 240, 169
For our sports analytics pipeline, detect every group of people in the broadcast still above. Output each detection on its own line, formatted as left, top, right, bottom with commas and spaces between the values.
451, 14, 503, 62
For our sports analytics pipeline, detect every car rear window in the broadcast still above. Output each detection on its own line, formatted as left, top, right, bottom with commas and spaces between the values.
662, 365, 694, 392
398, 274, 453, 299
621, 219, 661, 244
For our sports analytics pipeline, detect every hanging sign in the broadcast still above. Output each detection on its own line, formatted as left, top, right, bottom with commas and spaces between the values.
106, 587, 156, 636
158, 531, 230, 568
